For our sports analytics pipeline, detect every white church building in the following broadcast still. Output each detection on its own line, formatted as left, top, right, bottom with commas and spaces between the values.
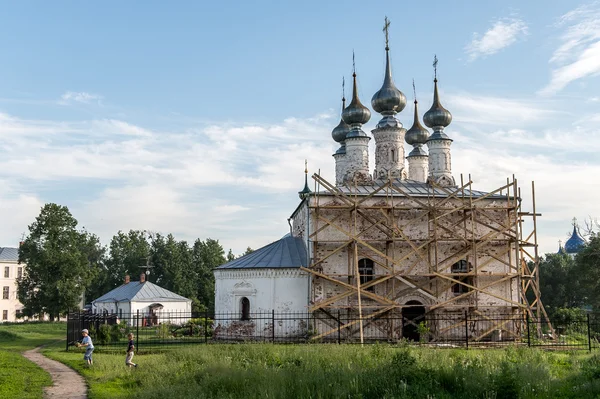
213, 21, 545, 343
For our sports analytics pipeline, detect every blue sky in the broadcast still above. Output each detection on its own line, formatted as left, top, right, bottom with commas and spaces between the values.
0, 1, 599, 255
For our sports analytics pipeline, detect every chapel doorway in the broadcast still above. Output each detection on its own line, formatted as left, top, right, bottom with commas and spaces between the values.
402, 300, 425, 341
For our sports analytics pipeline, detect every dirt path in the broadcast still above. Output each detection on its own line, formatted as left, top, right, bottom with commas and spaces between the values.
23, 346, 87, 399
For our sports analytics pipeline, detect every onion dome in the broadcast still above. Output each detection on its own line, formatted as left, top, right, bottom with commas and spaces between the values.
406, 100, 429, 146
332, 97, 351, 144
565, 224, 586, 254
371, 46, 406, 115
342, 72, 371, 127
423, 78, 452, 129
298, 161, 312, 200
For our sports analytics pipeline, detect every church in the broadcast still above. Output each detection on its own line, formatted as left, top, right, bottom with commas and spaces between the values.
214, 21, 546, 343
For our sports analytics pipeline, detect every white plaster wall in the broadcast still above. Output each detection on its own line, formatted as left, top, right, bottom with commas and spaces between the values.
372, 127, 406, 179
214, 268, 309, 337
427, 139, 455, 186
407, 155, 428, 183
344, 137, 370, 182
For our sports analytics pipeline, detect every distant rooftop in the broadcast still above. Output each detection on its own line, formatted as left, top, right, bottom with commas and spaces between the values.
216, 234, 307, 270
93, 280, 191, 303
0, 247, 19, 262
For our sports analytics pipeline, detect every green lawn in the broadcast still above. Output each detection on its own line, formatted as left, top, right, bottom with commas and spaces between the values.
42, 343, 600, 399
0, 322, 65, 399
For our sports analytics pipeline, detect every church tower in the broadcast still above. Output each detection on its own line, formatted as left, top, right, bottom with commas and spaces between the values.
424, 57, 455, 187
332, 84, 351, 186
405, 92, 430, 182
371, 17, 407, 180
341, 58, 372, 184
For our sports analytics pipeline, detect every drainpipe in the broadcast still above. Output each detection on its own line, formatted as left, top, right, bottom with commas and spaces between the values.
306, 197, 312, 312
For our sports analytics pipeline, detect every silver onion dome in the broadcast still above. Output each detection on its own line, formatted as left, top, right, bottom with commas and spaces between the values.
371, 47, 406, 115
332, 97, 351, 143
342, 73, 371, 126
405, 100, 429, 146
423, 78, 452, 129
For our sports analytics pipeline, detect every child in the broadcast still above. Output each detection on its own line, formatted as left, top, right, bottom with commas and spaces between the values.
76, 329, 94, 366
125, 333, 137, 368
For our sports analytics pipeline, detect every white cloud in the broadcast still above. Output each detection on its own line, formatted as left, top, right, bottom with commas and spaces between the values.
465, 17, 528, 61
541, 3, 600, 95
59, 91, 103, 105
0, 111, 335, 253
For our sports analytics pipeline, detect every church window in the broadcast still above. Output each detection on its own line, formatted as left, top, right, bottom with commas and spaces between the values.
2, 310, 7, 320
240, 297, 250, 321
390, 149, 395, 162
17, 267, 22, 279
4, 267, 8, 278
119, 308, 123, 319
358, 258, 374, 290
2, 286, 8, 299
451, 260, 473, 295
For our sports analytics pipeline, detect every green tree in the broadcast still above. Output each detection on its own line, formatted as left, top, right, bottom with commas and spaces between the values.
192, 238, 225, 313
538, 253, 578, 317
92, 230, 151, 298
241, 247, 254, 257
226, 249, 235, 262
150, 234, 196, 299
573, 234, 600, 310
17, 204, 102, 320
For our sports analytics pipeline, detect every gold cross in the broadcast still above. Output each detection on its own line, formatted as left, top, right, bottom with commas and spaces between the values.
383, 16, 390, 49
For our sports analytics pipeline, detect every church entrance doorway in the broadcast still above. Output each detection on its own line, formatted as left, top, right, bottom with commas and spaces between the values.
402, 300, 425, 341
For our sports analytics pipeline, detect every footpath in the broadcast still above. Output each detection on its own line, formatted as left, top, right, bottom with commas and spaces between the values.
23, 346, 87, 399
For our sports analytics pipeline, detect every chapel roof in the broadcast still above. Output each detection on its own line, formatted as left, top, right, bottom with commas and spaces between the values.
216, 234, 308, 270
0, 247, 19, 262
92, 280, 190, 303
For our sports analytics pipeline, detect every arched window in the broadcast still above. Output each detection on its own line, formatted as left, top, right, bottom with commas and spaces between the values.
358, 258, 374, 290
451, 260, 473, 295
240, 297, 250, 321
390, 149, 395, 162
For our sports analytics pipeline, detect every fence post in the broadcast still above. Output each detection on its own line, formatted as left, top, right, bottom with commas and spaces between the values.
526, 313, 531, 347
66, 311, 69, 351
136, 310, 139, 354
272, 310, 275, 343
587, 313, 592, 352
204, 310, 208, 344
464, 311, 469, 350
338, 310, 341, 344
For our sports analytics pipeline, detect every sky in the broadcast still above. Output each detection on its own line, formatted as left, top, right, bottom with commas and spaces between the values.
0, 0, 599, 256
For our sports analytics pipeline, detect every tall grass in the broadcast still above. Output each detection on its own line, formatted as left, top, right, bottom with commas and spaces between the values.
44, 343, 600, 399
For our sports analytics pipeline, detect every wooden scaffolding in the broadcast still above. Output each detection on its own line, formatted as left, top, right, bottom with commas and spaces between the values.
300, 174, 552, 343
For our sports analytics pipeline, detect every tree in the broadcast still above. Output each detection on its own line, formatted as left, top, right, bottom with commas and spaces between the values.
149, 234, 196, 299
192, 238, 225, 313
17, 204, 102, 320
538, 253, 577, 317
572, 235, 600, 310
226, 249, 235, 262
241, 247, 254, 257
92, 230, 151, 299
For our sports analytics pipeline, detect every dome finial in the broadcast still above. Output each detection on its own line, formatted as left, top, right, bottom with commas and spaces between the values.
371, 17, 406, 116
406, 80, 429, 151
332, 77, 351, 144
342, 53, 371, 129
383, 16, 390, 51
424, 55, 452, 130
298, 159, 311, 199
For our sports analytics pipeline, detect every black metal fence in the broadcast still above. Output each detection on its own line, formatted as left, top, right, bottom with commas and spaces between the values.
66, 310, 600, 351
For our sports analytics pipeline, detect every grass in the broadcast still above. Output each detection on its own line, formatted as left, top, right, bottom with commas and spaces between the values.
41, 342, 600, 399
0, 322, 66, 399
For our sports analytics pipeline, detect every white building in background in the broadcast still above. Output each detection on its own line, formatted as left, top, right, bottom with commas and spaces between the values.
92, 273, 192, 326
213, 234, 309, 338
0, 247, 24, 322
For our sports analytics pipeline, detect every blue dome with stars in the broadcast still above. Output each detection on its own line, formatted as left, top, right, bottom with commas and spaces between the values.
564, 225, 586, 254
